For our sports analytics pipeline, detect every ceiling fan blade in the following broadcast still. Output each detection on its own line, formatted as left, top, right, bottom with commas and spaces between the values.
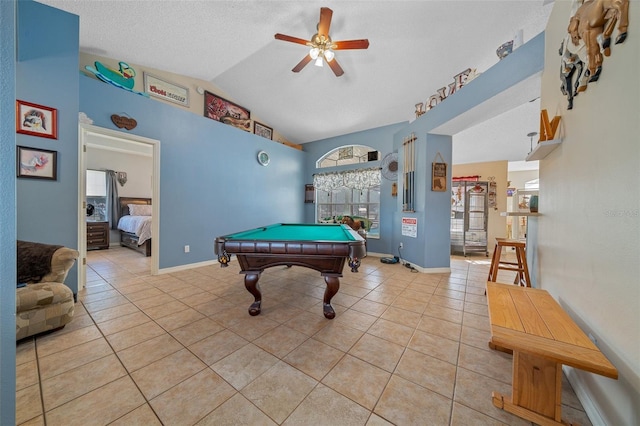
292, 54, 313, 73
333, 39, 370, 50
317, 7, 333, 37
274, 33, 310, 46
327, 58, 344, 77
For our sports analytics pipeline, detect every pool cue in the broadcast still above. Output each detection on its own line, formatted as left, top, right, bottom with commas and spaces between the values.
410, 134, 415, 211
403, 136, 408, 211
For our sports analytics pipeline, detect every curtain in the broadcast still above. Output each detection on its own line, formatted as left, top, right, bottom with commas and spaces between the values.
313, 167, 381, 192
106, 170, 119, 230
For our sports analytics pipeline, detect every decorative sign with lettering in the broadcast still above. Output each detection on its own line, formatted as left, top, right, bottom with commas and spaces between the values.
111, 114, 137, 130
144, 73, 190, 107
414, 68, 478, 118
401, 217, 417, 238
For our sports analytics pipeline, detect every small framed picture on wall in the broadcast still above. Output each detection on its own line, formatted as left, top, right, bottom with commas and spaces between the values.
17, 146, 57, 180
16, 100, 58, 139
254, 121, 273, 140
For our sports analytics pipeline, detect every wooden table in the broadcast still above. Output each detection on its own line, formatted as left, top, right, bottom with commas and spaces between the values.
486, 281, 617, 426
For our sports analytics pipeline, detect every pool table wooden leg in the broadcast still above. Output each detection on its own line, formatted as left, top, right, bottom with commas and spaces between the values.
323, 276, 340, 319
244, 273, 262, 316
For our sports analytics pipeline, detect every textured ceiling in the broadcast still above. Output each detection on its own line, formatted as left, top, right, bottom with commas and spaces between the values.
36, 0, 553, 166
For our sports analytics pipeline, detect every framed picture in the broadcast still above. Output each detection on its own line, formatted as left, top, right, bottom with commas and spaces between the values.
143, 72, 189, 107
431, 162, 447, 191
17, 146, 57, 180
203, 91, 251, 132
254, 121, 273, 140
305, 184, 315, 203
16, 100, 58, 139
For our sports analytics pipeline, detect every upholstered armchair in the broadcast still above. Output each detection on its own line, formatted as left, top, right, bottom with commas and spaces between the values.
16, 240, 78, 340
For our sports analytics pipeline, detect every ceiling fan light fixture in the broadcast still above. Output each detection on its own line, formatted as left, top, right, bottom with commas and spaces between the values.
324, 49, 335, 62
274, 7, 369, 77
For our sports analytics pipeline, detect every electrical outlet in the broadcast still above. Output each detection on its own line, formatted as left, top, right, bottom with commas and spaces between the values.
184, 245, 190, 253
399, 242, 403, 249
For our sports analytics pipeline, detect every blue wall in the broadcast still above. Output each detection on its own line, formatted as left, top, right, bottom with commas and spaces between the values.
387, 32, 544, 270
16, 1, 80, 291
303, 33, 544, 270
1, 2, 17, 423
302, 123, 406, 256
80, 76, 306, 269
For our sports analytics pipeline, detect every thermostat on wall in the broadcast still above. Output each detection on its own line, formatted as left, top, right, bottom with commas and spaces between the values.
257, 151, 270, 166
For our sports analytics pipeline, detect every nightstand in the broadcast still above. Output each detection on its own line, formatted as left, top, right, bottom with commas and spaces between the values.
86, 221, 109, 250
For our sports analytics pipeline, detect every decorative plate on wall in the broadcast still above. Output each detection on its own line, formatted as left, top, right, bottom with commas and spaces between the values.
257, 151, 270, 166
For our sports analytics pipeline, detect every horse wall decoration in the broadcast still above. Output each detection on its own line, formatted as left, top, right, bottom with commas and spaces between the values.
559, 0, 629, 109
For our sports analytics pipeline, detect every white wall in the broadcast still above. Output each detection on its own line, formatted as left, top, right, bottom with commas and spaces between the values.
507, 169, 538, 191
86, 147, 152, 198
538, 2, 639, 424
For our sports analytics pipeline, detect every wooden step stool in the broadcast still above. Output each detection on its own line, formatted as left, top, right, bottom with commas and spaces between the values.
488, 238, 531, 287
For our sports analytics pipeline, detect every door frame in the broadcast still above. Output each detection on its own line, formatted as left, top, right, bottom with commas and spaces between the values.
78, 124, 160, 291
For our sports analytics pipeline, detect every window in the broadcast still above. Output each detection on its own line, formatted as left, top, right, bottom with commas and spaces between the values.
314, 168, 381, 239
86, 170, 107, 221
317, 145, 379, 168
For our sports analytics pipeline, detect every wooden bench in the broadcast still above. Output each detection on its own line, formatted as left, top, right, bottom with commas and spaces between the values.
486, 281, 618, 426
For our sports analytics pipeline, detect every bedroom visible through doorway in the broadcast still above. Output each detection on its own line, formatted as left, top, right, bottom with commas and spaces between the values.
78, 124, 160, 292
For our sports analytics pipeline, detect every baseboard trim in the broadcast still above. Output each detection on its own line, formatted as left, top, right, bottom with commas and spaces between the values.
563, 366, 605, 426
368, 252, 451, 273
158, 259, 217, 274
158, 253, 451, 275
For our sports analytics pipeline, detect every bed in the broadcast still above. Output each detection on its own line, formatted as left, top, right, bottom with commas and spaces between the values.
117, 197, 152, 256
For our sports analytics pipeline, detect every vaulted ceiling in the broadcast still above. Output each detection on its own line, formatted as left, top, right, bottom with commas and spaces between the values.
37, 0, 554, 167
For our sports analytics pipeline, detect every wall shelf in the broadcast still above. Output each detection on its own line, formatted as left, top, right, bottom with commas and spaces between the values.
500, 212, 540, 217
526, 138, 562, 161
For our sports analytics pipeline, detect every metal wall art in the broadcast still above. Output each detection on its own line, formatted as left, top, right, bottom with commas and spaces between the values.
559, 0, 629, 109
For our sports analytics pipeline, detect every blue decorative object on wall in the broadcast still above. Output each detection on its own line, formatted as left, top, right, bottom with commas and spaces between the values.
85, 61, 149, 97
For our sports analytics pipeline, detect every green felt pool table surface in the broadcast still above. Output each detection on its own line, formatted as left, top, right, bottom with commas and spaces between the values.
222, 223, 359, 242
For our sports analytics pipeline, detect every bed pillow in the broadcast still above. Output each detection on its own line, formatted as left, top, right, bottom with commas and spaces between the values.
128, 204, 152, 216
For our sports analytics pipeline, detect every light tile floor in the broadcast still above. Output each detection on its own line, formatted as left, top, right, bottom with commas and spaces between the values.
16, 247, 592, 425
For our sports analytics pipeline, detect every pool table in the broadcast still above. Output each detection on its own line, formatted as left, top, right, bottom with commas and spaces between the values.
215, 223, 366, 319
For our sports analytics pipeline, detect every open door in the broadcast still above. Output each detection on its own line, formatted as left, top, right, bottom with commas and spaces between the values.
78, 124, 160, 291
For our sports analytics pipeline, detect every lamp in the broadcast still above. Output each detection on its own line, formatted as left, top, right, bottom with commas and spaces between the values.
310, 47, 324, 67
308, 32, 336, 68
324, 49, 335, 62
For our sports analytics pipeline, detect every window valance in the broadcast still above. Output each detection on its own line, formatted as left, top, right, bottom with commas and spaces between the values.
314, 167, 381, 191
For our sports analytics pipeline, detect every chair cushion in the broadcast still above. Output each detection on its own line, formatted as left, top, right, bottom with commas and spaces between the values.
17, 282, 74, 311
16, 283, 75, 340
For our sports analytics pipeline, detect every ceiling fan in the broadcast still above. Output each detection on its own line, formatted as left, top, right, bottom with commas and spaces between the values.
274, 7, 369, 77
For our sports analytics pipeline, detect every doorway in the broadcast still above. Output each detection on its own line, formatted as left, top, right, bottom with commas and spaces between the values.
78, 124, 160, 291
